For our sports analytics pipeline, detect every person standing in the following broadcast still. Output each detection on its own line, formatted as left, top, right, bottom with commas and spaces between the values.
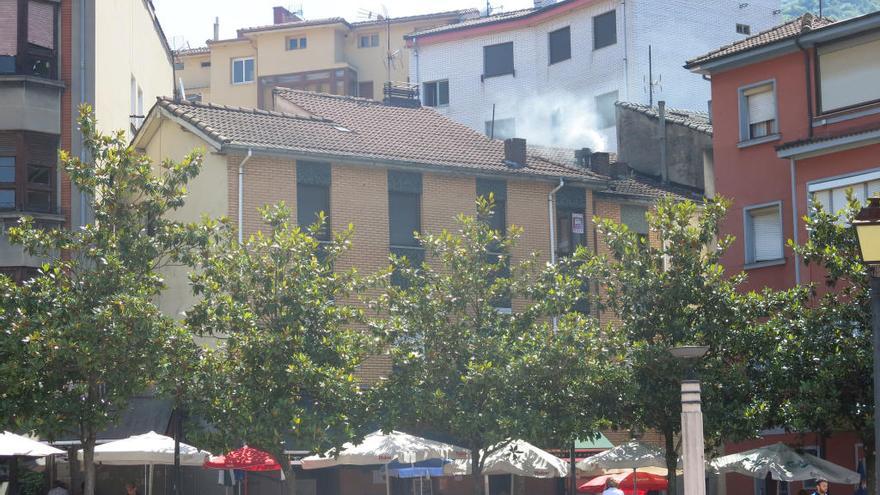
812, 479, 830, 495
602, 479, 625, 495
124, 482, 139, 495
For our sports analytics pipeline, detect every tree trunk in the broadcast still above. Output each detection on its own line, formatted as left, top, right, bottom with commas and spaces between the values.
471, 448, 483, 495
68, 446, 82, 495
665, 429, 678, 495
82, 429, 97, 495
280, 453, 297, 495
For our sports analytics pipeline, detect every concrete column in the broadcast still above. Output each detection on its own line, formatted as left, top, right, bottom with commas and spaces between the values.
681, 379, 706, 495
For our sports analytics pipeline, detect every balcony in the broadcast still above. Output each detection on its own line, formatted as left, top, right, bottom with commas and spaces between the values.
0, 210, 64, 272
0, 75, 64, 134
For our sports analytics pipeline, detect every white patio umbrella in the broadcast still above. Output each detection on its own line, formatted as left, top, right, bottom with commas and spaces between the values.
444, 439, 569, 478
77, 431, 211, 495
302, 430, 469, 495
709, 443, 860, 484
0, 431, 65, 457
576, 440, 679, 495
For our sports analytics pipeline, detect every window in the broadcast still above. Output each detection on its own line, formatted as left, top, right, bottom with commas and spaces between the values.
739, 82, 777, 141
358, 81, 374, 98
621, 204, 649, 243
173, 62, 184, 70
296, 161, 331, 241
744, 203, 783, 265
389, 170, 423, 287
483, 42, 514, 79
0, 132, 57, 213
485, 118, 516, 140
423, 80, 449, 107
287, 37, 307, 50
736, 23, 751, 35
0, 0, 58, 78
548, 26, 571, 64
0, 156, 15, 209
201, 61, 211, 67
555, 186, 586, 258
593, 10, 617, 50
232, 57, 254, 84
817, 33, 880, 113
810, 173, 880, 219
595, 90, 619, 128
477, 178, 506, 235
359, 33, 380, 48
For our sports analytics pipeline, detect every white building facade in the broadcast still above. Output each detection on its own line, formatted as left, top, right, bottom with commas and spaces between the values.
408, 0, 780, 151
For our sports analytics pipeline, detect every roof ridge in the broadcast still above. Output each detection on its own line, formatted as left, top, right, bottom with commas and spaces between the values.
274, 87, 432, 110
156, 97, 335, 123
351, 8, 479, 25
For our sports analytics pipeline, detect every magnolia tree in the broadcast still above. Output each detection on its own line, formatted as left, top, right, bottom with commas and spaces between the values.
577, 196, 780, 495
0, 106, 206, 495
369, 198, 626, 495
185, 205, 370, 495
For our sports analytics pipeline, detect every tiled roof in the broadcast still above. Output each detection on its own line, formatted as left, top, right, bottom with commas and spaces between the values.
405, 7, 536, 38
685, 13, 836, 68
173, 46, 210, 57
615, 101, 712, 135
237, 17, 350, 35
776, 123, 880, 151
352, 9, 479, 28
150, 92, 603, 182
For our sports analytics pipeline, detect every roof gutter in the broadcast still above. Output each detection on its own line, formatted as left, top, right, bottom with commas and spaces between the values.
548, 177, 565, 334
220, 144, 608, 188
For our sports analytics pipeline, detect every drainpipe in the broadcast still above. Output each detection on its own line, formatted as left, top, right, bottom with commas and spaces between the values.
79, 0, 87, 227
794, 35, 814, 139
237, 149, 253, 243
790, 158, 801, 285
548, 178, 565, 333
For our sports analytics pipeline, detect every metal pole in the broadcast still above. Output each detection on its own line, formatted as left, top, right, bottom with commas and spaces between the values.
871, 273, 880, 495
681, 380, 707, 495
173, 409, 182, 495
569, 442, 576, 495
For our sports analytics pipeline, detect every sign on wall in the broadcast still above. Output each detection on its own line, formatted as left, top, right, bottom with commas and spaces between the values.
572, 213, 585, 234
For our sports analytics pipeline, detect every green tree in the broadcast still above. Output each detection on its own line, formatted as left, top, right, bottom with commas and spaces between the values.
370, 198, 626, 495
0, 106, 205, 495
578, 196, 776, 495
185, 205, 369, 495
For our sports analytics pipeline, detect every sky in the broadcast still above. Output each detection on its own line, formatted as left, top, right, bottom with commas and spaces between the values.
153, 0, 535, 49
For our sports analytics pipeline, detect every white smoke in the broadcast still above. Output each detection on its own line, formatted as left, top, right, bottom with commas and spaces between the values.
505, 91, 608, 151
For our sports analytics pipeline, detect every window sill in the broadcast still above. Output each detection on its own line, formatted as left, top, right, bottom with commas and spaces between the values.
232, 81, 255, 86
737, 134, 780, 148
814, 103, 880, 126
744, 258, 786, 270
481, 70, 515, 82
593, 43, 617, 51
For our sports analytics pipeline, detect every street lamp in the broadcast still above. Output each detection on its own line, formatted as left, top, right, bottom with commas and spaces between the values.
670, 345, 709, 495
852, 196, 880, 495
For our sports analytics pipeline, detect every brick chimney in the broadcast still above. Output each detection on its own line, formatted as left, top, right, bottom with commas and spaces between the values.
589, 151, 611, 176
574, 148, 592, 168
609, 161, 630, 179
273, 6, 301, 24
503, 138, 527, 168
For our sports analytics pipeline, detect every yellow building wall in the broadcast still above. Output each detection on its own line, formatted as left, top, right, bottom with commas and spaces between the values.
209, 40, 258, 108
94, 0, 172, 136
143, 118, 229, 320
249, 25, 349, 76
177, 53, 211, 92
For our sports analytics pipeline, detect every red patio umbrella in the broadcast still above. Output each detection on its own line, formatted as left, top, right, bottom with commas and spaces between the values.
578, 471, 668, 494
203, 445, 281, 472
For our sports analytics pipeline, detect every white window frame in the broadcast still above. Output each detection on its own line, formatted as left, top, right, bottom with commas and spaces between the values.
422, 80, 448, 107
736, 23, 751, 35
743, 201, 784, 267
738, 79, 779, 145
231, 57, 255, 85
359, 33, 380, 48
808, 168, 880, 217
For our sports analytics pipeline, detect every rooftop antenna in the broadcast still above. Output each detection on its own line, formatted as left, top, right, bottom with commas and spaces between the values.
289, 2, 304, 18
818, 0, 823, 17
643, 45, 662, 106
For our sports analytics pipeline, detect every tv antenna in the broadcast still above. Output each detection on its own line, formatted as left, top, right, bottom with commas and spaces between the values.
644, 45, 662, 106
288, 2, 304, 18
484, 0, 503, 16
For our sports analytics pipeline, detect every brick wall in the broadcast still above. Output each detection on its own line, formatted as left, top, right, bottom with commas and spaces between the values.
227, 154, 297, 238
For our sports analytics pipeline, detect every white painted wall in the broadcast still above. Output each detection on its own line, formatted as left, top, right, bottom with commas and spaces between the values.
410, 0, 781, 152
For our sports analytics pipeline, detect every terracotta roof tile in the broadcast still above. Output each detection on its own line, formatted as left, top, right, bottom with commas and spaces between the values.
173, 46, 210, 57
615, 101, 713, 135
685, 13, 836, 68
406, 7, 537, 38
352, 9, 479, 28
776, 123, 880, 151
152, 92, 604, 182
237, 17, 350, 35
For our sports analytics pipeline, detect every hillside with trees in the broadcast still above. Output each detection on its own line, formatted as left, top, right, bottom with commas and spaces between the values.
783, 0, 879, 19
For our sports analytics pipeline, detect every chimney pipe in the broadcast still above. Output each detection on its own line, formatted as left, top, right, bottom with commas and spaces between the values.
503, 138, 527, 168
658, 100, 668, 184
213, 17, 219, 41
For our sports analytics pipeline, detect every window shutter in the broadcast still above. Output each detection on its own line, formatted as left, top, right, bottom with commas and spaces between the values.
751, 208, 782, 262
747, 89, 775, 124
28, 1, 54, 49
812, 190, 832, 213
0, 0, 17, 56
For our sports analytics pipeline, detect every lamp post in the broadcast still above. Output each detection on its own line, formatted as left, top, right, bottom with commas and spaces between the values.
852, 196, 880, 495
670, 345, 709, 495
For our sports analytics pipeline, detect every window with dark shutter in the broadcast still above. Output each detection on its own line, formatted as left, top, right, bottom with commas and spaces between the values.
389, 170, 423, 287
549, 26, 571, 65
296, 161, 331, 241
483, 42, 514, 78
477, 178, 506, 235
593, 10, 617, 50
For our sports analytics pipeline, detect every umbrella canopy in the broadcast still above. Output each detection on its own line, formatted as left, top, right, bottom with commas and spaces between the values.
579, 471, 669, 493
444, 439, 569, 478
576, 441, 676, 475
204, 446, 281, 472
77, 431, 210, 466
709, 443, 860, 484
0, 432, 65, 457
301, 430, 469, 470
